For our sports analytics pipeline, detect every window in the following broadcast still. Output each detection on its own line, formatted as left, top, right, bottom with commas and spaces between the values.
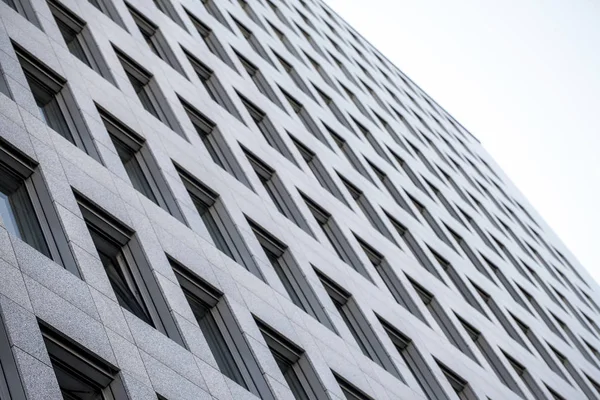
297, 25, 325, 58
303, 195, 370, 280
41, 323, 128, 399
127, 5, 185, 75
77, 194, 185, 345
519, 287, 564, 339
353, 118, 392, 164
153, 0, 185, 28
237, 0, 264, 29
389, 151, 431, 198
448, 228, 494, 281
305, 52, 339, 93
239, 96, 296, 163
200, 0, 231, 30
236, 51, 284, 109
171, 260, 273, 399
257, 320, 329, 400
269, 23, 304, 63
437, 363, 477, 400
368, 161, 415, 217
115, 49, 184, 136
244, 152, 310, 232
328, 129, 374, 184
99, 106, 185, 223
388, 216, 444, 281
180, 98, 251, 188
266, 1, 292, 29
335, 374, 374, 400
186, 11, 236, 70
380, 319, 449, 400
49, 0, 114, 82
505, 352, 546, 400
317, 271, 400, 378
552, 314, 599, 368
88, 0, 125, 28
410, 279, 477, 361
16, 44, 101, 162
291, 136, 347, 205
339, 175, 395, 242
184, 50, 242, 121
0, 309, 26, 399
341, 84, 373, 122
409, 196, 452, 248
0, 139, 78, 275
357, 238, 425, 322
282, 89, 331, 148
2, 0, 39, 27
273, 54, 315, 101
177, 166, 262, 278
234, 19, 274, 65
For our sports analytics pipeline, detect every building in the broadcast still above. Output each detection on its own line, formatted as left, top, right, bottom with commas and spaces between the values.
0, 0, 598, 398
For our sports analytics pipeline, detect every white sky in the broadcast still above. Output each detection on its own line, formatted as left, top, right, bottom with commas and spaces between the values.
325, 0, 600, 284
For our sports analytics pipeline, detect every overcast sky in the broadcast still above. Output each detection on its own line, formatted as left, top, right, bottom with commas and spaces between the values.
325, 0, 600, 284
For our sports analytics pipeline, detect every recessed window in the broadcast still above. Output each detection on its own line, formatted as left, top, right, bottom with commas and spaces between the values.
239, 96, 296, 163
281, 89, 331, 148
184, 50, 242, 121
15, 44, 101, 162
341, 84, 373, 122
250, 221, 333, 331
328, 128, 379, 184
297, 25, 325, 58
357, 237, 425, 322
49, 0, 114, 83
186, 12, 236, 70
448, 228, 494, 281
317, 271, 400, 378
115, 48, 184, 137
334, 373, 374, 400
88, 0, 125, 28
237, 0, 264, 29
339, 175, 394, 242
236, 51, 284, 109
389, 151, 432, 198
2, 0, 39, 27
257, 320, 329, 400
244, 153, 310, 233
153, 0, 185, 28
305, 52, 338, 93
234, 19, 273, 66
367, 161, 414, 217
41, 323, 128, 399
303, 195, 370, 280
0, 308, 26, 399
179, 98, 251, 188
275, 54, 315, 101
200, 0, 231, 30
315, 86, 356, 133
77, 193, 184, 345
269, 23, 304, 63
291, 135, 347, 205
176, 166, 262, 278
127, 4, 185, 75
550, 345, 598, 399
408, 195, 453, 248
98, 107, 185, 223
504, 352, 546, 400
171, 260, 272, 398
353, 118, 391, 163
437, 362, 477, 400
265, 1, 292, 29
0, 139, 78, 275
380, 318, 448, 400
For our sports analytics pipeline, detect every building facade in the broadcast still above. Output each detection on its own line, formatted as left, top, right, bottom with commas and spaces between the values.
0, 0, 598, 399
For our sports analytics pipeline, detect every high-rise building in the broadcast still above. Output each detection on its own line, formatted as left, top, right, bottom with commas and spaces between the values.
0, 0, 598, 399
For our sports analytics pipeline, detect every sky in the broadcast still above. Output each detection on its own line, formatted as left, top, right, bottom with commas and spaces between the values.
325, 0, 600, 284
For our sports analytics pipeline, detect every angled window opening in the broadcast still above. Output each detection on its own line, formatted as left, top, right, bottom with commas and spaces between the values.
367, 161, 415, 217
328, 127, 374, 184
437, 362, 478, 400
387, 215, 444, 281
49, 0, 115, 83
338, 174, 395, 242
380, 318, 449, 400
176, 166, 262, 279
257, 319, 330, 400
316, 271, 400, 379
407, 141, 441, 179
239, 95, 296, 163
587, 375, 600, 396
409, 278, 477, 361
483, 257, 528, 309
303, 195, 370, 280
98, 106, 185, 223
353, 118, 392, 164
552, 314, 599, 367
447, 227, 494, 281
184, 49, 242, 121
334, 374, 374, 400
186, 11, 236, 70
281, 89, 331, 148
298, 25, 326, 58
0, 302, 26, 399
341, 83, 373, 122
305, 52, 339, 93
519, 287, 565, 340
249, 222, 332, 329
0, 139, 78, 275
458, 316, 525, 397
237, 0, 265, 29
41, 323, 128, 399
153, 0, 186, 28
236, 51, 285, 109
244, 152, 310, 233
201, 0, 232, 30
76, 193, 184, 345
408, 195, 453, 248
266, 1, 292, 29
275, 53, 315, 101
389, 150, 432, 198
180, 98, 251, 188
545, 385, 567, 400
234, 18, 273, 66
15, 44, 101, 162
269, 23, 304, 63
357, 237, 426, 322
291, 136, 347, 205
423, 181, 465, 228
3, 0, 40, 27
458, 209, 500, 255
504, 352, 547, 400
115, 49, 184, 137
171, 260, 273, 399
88, 0, 125, 28
127, 4, 185, 75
